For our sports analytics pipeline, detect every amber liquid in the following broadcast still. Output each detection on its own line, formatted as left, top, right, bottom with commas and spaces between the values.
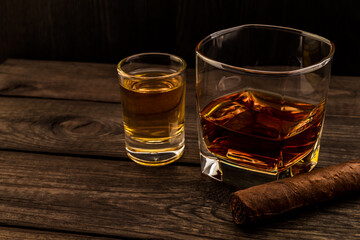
120, 72, 185, 144
200, 90, 324, 173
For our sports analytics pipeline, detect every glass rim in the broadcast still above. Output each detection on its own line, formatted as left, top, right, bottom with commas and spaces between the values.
117, 52, 187, 80
195, 24, 335, 76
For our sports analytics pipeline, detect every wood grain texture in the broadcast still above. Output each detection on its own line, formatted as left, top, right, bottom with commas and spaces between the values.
0, 59, 359, 116
0, 150, 359, 239
0, 95, 199, 164
0, 226, 114, 240
0, 95, 357, 166
0, 59, 200, 162
0, 59, 358, 164
327, 76, 360, 116
0, 59, 119, 102
0, 59, 359, 239
319, 115, 360, 166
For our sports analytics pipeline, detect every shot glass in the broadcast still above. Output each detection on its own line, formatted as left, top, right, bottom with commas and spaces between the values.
196, 24, 335, 184
117, 53, 186, 166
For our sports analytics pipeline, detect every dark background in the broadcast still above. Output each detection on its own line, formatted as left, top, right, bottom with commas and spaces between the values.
1, 0, 359, 75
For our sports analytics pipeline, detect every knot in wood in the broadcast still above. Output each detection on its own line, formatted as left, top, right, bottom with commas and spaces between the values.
56, 116, 105, 137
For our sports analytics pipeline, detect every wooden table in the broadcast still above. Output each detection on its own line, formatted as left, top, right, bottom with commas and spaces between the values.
0, 59, 359, 239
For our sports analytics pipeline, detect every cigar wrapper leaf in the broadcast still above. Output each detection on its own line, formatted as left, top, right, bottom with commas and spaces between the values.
229, 160, 360, 225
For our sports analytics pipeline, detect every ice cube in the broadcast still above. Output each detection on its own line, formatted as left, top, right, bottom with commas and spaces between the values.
208, 101, 248, 126
223, 108, 253, 132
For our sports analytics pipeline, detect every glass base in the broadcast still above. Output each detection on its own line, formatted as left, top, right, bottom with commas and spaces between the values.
126, 144, 184, 166
125, 130, 185, 166
200, 146, 319, 188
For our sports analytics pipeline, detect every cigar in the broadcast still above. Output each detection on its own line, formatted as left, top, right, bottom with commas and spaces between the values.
229, 160, 360, 225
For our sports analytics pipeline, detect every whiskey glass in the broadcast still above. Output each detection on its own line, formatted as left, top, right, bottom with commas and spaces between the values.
117, 53, 186, 166
196, 24, 335, 185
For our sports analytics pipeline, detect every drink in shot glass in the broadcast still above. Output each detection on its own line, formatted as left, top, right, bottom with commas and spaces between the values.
196, 24, 335, 184
117, 53, 186, 166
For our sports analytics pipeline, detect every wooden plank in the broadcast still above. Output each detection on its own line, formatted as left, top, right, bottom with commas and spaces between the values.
0, 96, 199, 163
0, 59, 358, 239
0, 150, 358, 239
0, 59, 358, 116
0, 95, 358, 165
0, 59, 358, 165
319, 115, 360, 166
0, 59, 194, 104
0, 226, 113, 240
0, 59, 120, 102
0, 96, 125, 158
327, 76, 360, 116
